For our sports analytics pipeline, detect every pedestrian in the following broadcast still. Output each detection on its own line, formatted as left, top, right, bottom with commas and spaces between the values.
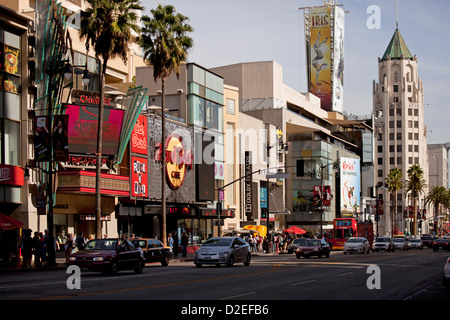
173, 232, 179, 258
181, 232, 189, 258
168, 233, 174, 250
32, 232, 41, 267
21, 229, 33, 269
64, 233, 74, 263
75, 232, 85, 250
39, 232, 46, 267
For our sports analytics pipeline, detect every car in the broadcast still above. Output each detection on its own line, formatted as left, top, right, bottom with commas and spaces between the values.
420, 235, 433, 248
295, 239, 330, 258
432, 238, 450, 252
409, 238, 423, 249
444, 257, 450, 289
392, 237, 409, 251
343, 237, 371, 254
194, 237, 251, 267
130, 238, 173, 266
67, 238, 145, 275
372, 236, 395, 252
287, 238, 307, 254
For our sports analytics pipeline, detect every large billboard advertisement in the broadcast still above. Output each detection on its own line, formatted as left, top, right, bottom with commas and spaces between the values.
340, 157, 360, 215
309, 6, 332, 111
305, 5, 345, 113
332, 6, 345, 113
66, 104, 124, 156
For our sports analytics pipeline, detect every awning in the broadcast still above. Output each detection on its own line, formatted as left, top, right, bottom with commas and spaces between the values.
0, 212, 24, 230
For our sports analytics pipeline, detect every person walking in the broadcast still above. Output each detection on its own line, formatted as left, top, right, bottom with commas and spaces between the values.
64, 233, 74, 263
181, 232, 189, 258
75, 232, 85, 250
32, 232, 41, 267
173, 232, 179, 258
21, 229, 33, 269
168, 233, 174, 250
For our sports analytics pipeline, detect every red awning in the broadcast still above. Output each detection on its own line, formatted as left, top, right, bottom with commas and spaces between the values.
0, 212, 24, 230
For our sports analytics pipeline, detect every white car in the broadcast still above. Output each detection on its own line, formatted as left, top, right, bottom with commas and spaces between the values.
444, 257, 450, 289
343, 237, 371, 254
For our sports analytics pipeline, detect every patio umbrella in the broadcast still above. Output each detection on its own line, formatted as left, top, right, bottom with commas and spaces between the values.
283, 226, 306, 235
0, 212, 24, 230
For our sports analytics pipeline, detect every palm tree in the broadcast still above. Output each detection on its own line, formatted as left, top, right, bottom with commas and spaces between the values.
425, 186, 449, 236
139, 4, 193, 245
80, 0, 142, 238
404, 165, 427, 235
386, 168, 403, 236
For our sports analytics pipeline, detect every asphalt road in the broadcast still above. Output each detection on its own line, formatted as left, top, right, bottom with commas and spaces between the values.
0, 248, 448, 305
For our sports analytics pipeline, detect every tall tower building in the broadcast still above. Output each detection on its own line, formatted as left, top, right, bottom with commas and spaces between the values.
373, 27, 429, 236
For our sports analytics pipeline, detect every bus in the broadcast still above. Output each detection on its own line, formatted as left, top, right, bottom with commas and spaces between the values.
328, 218, 374, 250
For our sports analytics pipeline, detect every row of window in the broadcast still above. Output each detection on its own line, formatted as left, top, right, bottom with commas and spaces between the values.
378, 144, 420, 153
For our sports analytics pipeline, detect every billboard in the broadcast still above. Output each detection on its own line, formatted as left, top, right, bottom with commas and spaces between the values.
305, 5, 345, 112
131, 156, 147, 198
66, 104, 124, 156
340, 157, 360, 215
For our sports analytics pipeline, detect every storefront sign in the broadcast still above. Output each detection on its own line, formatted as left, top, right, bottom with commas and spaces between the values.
71, 90, 117, 107
131, 156, 147, 197
0, 164, 24, 186
131, 115, 148, 155
244, 151, 253, 218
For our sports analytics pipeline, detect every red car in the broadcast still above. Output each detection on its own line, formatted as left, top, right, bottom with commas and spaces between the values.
296, 239, 331, 258
68, 238, 145, 275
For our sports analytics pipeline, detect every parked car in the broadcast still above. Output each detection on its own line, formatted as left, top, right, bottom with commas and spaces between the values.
372, 236, 395, 252
444, 257, 450, 289
343, 237, 370, 254
393, 237, 409, 251
68, 238, 145, 275
287, 238, 307, 254
433, 238, 450, 252
194, 237, 251, 267
420, 235, 433, 248
130, 238, 173, 266
409, 238, 423, 249
295, 239, 330, 258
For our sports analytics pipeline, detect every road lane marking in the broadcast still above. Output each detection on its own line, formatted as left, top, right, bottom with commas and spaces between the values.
337, 272, 354, 277
219, 292, 256, 300
290, 280, 317, 287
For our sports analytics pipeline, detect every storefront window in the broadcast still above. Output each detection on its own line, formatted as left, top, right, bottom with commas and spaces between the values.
176, 218, 214, 245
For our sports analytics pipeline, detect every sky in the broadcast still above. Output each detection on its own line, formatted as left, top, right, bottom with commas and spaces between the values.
140, 0, 450, 145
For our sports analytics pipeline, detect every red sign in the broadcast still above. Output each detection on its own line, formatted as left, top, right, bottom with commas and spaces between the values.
131, 156, 147, 198
0, 165, 24, 186
131, 115, 147, 155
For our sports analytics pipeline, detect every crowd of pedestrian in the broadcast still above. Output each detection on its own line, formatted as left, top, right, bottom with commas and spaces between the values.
19, 229, 60, 269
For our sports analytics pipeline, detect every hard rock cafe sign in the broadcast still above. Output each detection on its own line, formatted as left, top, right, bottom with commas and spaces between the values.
155, 134, 193, 190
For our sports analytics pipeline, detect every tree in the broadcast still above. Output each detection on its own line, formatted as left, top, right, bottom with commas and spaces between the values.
404, 165, 427, 235
139, 4, 193, 245
425, 186, 449, 236
80, 0, 142, 238
386, 168, 402, 236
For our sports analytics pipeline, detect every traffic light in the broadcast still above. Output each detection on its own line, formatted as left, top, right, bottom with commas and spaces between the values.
261, 207, 268, 219
296, 159, 304, 177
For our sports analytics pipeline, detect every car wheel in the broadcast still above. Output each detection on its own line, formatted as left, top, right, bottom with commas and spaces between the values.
296, 253, 301, 259
244, 253, 251, 266
161, 254, 169, 267
104, 262, 118, 275
326, 252, 330, 258
367, 248, 370, 254
134, 260, 144, 274
227, 255, 235, 267
195, 263, 203, 268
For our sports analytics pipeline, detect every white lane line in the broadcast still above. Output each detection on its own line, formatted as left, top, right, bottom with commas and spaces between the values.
219, 291, 256, 300
337, 272, 354, 277
290, 280, 317, 287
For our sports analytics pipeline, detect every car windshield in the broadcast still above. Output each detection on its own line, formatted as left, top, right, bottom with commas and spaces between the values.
410, 239, 420, 242
202, 238, 233, 247
393, 238, 404, 242
304, 240, 321, 246
293, 239, 306, 245
84, 239, 117, 250
376, 237, 390, 242
347, 238, 363, 243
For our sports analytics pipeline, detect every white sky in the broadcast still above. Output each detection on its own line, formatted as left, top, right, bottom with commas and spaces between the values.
141, 0, 450, 145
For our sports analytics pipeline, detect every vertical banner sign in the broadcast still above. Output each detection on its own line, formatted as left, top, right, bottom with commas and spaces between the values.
131, 114, 148, 155
244, 151, 253, 219
323, 185, 331, 206
52, 114, 69, 162
332, 6, 345, 113
340, 157, 361, 215
34, 116, 50, 162
309, 7, 332, 111
131, 156, 147, 197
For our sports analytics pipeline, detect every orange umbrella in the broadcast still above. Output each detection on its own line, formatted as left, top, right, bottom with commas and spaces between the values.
283, 226, 306, 235
0, 212, 24, 230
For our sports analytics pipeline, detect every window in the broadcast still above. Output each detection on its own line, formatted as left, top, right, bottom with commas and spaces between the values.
226, 98, 235, 115
393, 85, 399, 92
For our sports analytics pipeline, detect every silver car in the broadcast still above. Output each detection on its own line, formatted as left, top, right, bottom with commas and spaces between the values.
393, 237, 409, 251
372, 237, 395, 252
343, 237, 371, 254
409, 238, 423, 249
194, 237, 251, 268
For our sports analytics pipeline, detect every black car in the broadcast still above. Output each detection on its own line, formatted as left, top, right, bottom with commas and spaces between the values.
420, 235, 433, 248
433, 238, 450, 252
131, 238, 174, 266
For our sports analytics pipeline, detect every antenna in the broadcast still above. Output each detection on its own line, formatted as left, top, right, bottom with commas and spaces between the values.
396, 0, 399, 29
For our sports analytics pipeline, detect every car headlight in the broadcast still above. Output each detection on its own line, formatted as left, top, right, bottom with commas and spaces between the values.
93, 257, 104, 262
68, 256, 76, 261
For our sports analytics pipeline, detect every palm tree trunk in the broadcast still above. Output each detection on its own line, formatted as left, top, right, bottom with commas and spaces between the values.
95, 58, 106, 239
161, 78, 167, 246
